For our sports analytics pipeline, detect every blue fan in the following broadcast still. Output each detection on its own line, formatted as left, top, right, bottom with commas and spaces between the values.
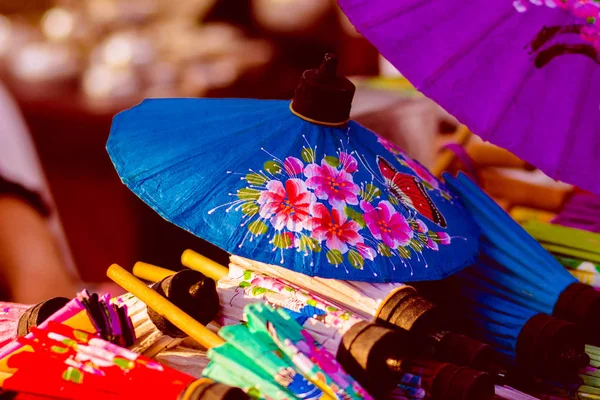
107, 54, 480, 283
443, 173, 600, 345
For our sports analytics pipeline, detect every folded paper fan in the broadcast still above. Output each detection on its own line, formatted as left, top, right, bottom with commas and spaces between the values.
0, 322, 248, 400
0, 291, 134, 373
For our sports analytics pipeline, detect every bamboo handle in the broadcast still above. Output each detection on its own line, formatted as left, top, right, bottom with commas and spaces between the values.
132, 262, 176, 282
181, 250, 228, 281
107, 264, 224, 349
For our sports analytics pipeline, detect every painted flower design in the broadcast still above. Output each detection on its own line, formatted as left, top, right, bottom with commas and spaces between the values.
361, 200, 413, 249
258, 179, 315, 232
284, 157, 304, 176
356, 243, 376, 261
426, 238, 439, 251
305, 161, 360, 207
310, 203, 362, 254
339, 152, 358, 173
227, 138, 458, 273
414, 219, 428, 233
437, 232, 451, 245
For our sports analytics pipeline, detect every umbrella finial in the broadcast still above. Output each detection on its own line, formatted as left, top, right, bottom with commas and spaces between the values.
290, 53, 355, 126
319, 53, 339, 80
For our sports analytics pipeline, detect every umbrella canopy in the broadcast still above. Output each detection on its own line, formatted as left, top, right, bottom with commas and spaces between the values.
107, 55, 479, 283
337, 0, 600, 195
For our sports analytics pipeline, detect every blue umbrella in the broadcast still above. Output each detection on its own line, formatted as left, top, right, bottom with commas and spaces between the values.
107, 54, 479, 283
444, 173, 600, 345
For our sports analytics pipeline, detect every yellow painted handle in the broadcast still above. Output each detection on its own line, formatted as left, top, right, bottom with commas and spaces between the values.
107, 264, 224, 349
133, 261, 176, 283
181, 250, 228, 281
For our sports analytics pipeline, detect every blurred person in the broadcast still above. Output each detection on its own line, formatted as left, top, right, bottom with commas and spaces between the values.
0, 82, 79, 303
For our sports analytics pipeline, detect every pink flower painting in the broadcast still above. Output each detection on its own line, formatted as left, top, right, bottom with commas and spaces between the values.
310, 204, 362, 254
258, 179, 315, 232
339, 152, 358, 173
356, 243, 376, 260
437, 232, 451, 245
361, 200, 413, 249
283, 157, 304, 176
304, 161, 360, 207
230, 139, 456, 271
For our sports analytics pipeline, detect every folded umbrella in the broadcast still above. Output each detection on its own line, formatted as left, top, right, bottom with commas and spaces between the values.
217, 254, 504, 376
444, 173, 600, 345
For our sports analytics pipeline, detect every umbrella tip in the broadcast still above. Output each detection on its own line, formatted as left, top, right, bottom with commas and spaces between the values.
290, 52, 355, 126
319, 53, 339, 79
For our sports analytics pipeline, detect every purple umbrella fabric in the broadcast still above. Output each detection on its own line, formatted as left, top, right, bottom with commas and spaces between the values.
553, 191, 600, 233
337, 0, 600, 195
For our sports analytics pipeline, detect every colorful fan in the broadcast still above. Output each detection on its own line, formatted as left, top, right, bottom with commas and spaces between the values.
0, 322, 248, 400
107, 54, 480, 283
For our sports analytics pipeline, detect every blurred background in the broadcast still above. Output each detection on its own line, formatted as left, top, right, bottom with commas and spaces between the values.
0, 0, 457, 286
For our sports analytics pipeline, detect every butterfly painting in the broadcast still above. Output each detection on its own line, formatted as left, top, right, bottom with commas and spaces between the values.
377, 156, 447, 228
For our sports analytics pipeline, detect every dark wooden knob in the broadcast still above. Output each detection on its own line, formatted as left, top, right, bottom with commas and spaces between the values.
147, 270, 220, 338
17, 297, 70, 337
290, 53, 355, 125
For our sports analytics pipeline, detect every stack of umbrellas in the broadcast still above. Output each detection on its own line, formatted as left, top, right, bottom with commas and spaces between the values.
134, 256, 502, 398
102, 51, 600, 398
107, 264, 379, 400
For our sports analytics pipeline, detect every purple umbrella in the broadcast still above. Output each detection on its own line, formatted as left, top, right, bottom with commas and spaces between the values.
337, 0, 600, 195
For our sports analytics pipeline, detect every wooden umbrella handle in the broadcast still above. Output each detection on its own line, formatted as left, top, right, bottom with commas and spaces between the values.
107, 264, 224, 349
